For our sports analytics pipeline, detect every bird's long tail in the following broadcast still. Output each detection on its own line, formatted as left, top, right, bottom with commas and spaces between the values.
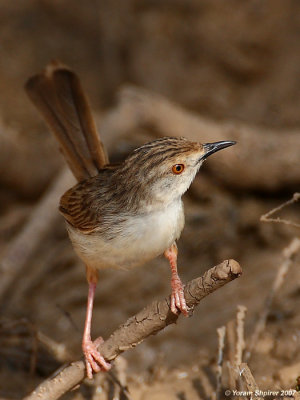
25, 61, 108, 182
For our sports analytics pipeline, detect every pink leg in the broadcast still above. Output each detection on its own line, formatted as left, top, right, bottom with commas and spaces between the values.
164, 243, 189, 317
82, 266, 111, 379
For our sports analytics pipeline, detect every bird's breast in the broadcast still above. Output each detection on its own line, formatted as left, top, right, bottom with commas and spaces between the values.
67, 199, 185, 270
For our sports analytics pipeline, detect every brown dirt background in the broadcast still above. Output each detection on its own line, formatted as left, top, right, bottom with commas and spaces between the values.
0, 1, 299, 399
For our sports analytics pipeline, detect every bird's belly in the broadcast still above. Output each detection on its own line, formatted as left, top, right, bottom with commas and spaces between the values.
67, 200, 184, 270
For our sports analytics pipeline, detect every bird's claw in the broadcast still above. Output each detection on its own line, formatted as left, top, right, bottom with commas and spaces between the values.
82, 336, 111, 379
170, 279, 189, 317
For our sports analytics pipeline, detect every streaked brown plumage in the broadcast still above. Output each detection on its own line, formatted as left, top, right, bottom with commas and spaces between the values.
59, 137, 203, 235
25, 62, 236, 379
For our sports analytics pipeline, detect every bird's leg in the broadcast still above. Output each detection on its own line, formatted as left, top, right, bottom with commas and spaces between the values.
82, 265, 111, 379
164, 243, 189, 316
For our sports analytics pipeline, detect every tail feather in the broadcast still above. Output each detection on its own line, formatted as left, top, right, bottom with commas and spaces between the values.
25, 61, 108, 182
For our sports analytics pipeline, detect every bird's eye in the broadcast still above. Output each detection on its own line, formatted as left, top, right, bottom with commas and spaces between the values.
172, 164, 185, 174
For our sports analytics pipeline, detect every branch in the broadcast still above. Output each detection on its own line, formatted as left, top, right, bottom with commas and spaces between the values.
260, 192, 300, 228
235, 305, 247, 367
24, 259, 242, 400
215, 326, 226, 400
239, 363, 262, 400
0, 168, 74, 304
246, 237, 300, 360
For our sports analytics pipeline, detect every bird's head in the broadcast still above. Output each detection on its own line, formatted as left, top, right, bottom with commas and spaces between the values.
119, 137, 236, 207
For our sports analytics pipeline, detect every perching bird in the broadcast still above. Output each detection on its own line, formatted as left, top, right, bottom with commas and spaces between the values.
25, 62, 236, 378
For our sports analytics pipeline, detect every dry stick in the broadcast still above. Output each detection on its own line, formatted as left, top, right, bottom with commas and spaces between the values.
0, 168, 74, 304
235, 306, 247, 368
108, 357, 129, 400
239, 363, 262, 400
215, 326, 226, 400
198, 368, 215, 399
224, 306, 247, 393
90, 374, 109, 400
37, 331, 74, 363
91, 357, 131, 400
23, 259, 242, 400
235, 306, 247, 397
260, 192, 300, 228
246, 237, 300, 361
226, 318, 237, 390
100, 86, 300, 191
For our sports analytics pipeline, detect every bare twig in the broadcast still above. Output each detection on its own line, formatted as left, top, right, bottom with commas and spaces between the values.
90, 373, 109, 400
260, 193, 300, 228
0, 168, 74, 304
235, 306, 247, 367
37, 331, 74, 363
23, 259, 242, 400
215, 326, 226, 400
224, 306, 247, 392
107, 357, 129, 400
239, 363, 262, 400
246, 237, 300, 360
198, 367, 215, 399
226, 320, 237, 389
100, 86, 300, 191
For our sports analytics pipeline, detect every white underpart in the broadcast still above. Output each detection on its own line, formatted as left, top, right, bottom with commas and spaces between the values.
68, 198, 185, 270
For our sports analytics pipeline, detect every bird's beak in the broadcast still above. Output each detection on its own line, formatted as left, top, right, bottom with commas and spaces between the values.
201, 140, 236, 160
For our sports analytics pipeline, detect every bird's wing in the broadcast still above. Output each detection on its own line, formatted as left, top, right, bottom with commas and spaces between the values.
59, 181, 99, 234
59, 167, 118, 234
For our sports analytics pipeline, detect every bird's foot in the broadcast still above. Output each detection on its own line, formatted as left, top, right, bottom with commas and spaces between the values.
170, 277, 189, 317
82, 336, 111, 379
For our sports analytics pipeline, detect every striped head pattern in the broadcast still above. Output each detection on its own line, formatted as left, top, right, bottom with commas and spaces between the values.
113, 137, 236, 207
114, 137, 207, 206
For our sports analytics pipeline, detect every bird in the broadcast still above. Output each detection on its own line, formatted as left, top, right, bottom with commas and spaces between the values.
25, 61, 236, 379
